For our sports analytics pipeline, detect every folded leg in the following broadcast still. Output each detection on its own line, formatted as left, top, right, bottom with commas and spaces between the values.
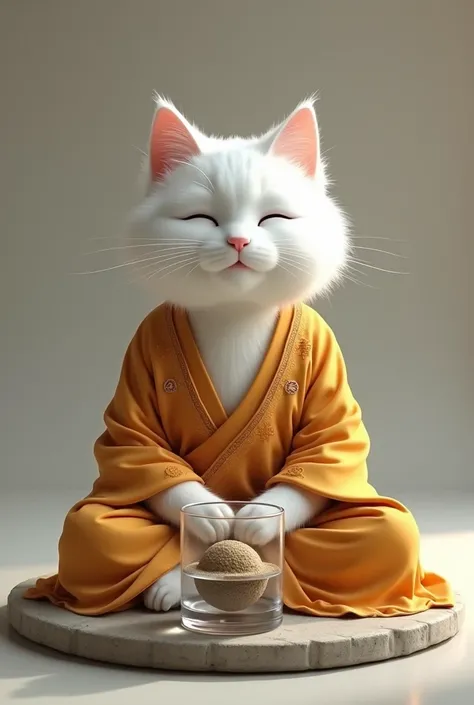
25, 502, 180, 615
283, 503, 454, 616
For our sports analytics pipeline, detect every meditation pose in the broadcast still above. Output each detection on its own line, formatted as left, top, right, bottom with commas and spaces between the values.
27, 98, 453, 616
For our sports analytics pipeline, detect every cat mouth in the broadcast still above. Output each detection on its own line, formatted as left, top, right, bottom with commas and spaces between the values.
228, 262, 251, 270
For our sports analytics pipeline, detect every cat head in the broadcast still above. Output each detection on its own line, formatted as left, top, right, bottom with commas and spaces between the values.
128, 96, 348, 310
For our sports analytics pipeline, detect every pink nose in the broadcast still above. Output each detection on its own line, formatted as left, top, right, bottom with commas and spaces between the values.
227, 236, 250, 253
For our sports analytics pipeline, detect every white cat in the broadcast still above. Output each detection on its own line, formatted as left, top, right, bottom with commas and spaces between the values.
128, 97, 349, 612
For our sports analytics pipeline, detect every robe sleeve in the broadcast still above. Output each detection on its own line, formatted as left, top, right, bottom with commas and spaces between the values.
266, 319, 377, 502
91, 318, 204, 506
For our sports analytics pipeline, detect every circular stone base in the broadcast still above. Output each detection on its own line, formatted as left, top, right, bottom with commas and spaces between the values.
8, 580, 464, 673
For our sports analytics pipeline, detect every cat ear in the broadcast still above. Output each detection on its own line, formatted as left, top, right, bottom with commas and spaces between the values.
268, 102, 319, 179
149, 99, 200, 181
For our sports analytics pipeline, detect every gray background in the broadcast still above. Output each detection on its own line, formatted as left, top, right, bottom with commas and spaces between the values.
1, 0, 472, 494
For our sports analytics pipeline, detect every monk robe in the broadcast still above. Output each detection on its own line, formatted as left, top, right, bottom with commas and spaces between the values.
25, 303, 454, 616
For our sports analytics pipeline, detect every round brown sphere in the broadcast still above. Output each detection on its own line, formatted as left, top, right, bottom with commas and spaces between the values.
194, 540, 270, 612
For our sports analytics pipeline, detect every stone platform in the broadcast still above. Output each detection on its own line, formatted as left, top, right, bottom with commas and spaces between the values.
7, 580, 464, 673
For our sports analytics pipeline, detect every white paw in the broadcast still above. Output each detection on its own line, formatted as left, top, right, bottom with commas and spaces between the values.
144, 566, 181, 612
186, 502, 234, 544
234, 504, 281, 546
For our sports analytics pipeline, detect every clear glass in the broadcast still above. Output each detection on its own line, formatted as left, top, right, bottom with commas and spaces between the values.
180, 501, 284, 635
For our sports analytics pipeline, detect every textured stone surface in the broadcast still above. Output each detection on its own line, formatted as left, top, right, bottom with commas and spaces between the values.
7, 579, 464, 673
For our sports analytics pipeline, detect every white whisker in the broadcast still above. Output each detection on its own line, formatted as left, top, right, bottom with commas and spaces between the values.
132, 251, 196, 272
345, 265, 368, 279
278, 251, 310, 262
129, 256, 194, 283
348, 258, 408, 275
351, 246, 406, 258
276, 262, 298, 278
278, 248, 311, 260
342, 272, 375, 289
350, 236, 407, 242
133, 145, 148, 157
278, 256, 312, 275
86, 236, 203, 243
146, 255, 198, 277
184, 262, 202, 278
83, 244, 197, 254
152, 256, 200, 281
138, 257, 197, 283
72, 253, 173, 275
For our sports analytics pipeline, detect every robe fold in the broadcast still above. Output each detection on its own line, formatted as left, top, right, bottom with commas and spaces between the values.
25, 303, 454, 616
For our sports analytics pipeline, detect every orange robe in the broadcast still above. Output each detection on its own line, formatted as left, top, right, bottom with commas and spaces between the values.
26, 303, 453, 616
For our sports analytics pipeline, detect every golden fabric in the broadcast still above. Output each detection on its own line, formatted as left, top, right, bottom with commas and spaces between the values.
25, 303, 453, 616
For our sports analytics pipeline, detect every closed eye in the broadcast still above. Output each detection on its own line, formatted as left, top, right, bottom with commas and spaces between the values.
258, 214, 296, 225
181, 214, 219, 226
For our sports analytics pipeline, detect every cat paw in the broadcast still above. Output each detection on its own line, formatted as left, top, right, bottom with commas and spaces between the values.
186, 502, 235, 544
143, 566, 181, 612
234, 504, 280, 546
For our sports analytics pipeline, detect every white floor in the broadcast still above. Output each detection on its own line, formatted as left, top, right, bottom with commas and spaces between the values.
0, 491, 472, 705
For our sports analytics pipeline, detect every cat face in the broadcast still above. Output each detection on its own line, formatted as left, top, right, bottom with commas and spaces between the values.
128, 98, 348, 310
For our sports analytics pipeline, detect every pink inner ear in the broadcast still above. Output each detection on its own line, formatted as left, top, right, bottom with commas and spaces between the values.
150, 107, 200, 181
271, 107, 318, 178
